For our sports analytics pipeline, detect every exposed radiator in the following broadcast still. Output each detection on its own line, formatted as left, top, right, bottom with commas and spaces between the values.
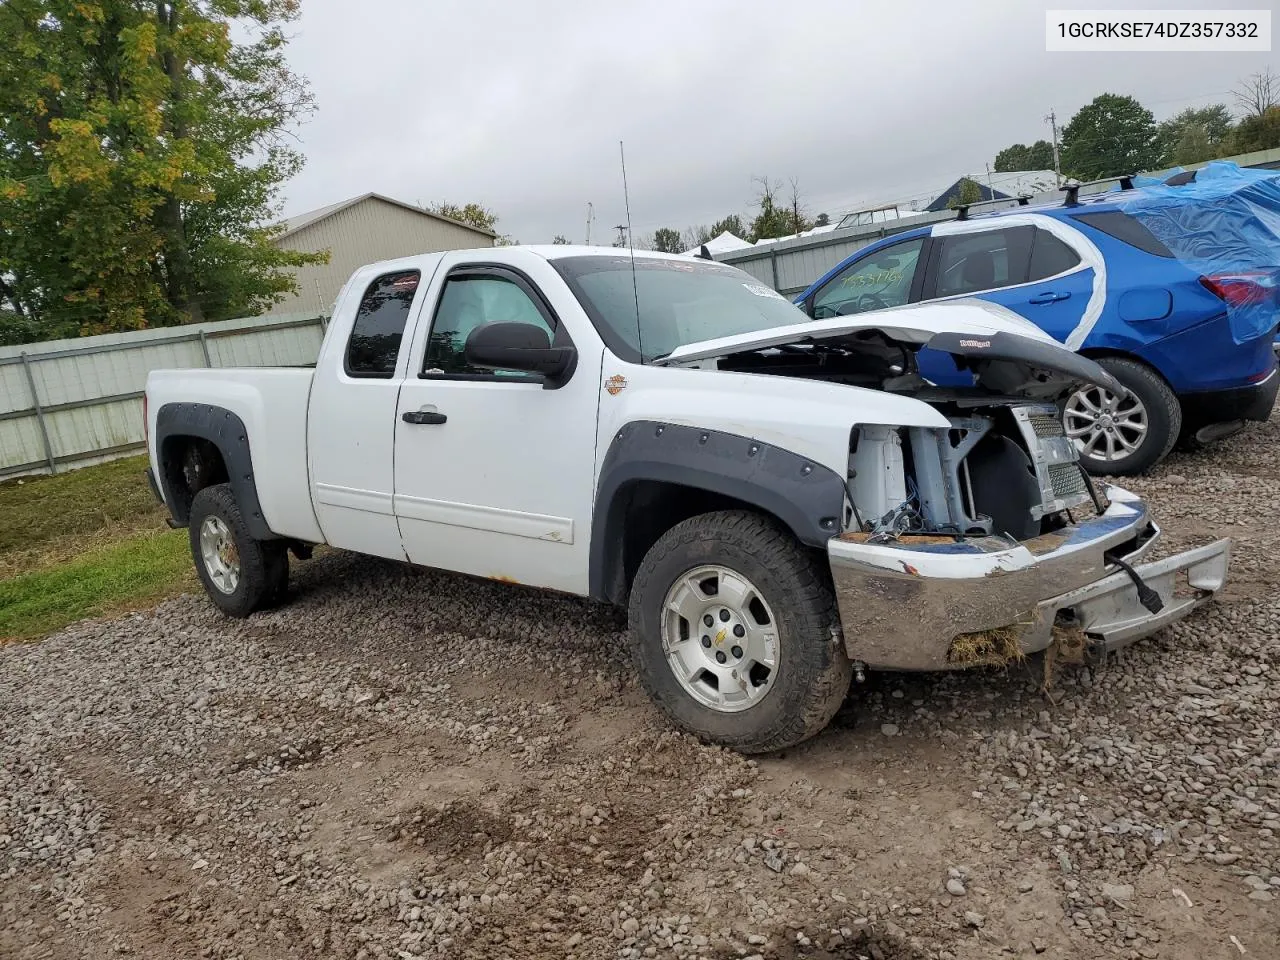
1011, 404, 1094, 520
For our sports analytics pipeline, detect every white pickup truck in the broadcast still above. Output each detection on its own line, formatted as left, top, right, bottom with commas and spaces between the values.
144, 246, 1231, 752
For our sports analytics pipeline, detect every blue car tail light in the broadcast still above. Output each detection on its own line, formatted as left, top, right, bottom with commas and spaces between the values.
1198, 270, 1280, 309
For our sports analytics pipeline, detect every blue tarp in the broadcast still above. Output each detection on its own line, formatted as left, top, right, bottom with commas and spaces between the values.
1115, 162, 1280, 344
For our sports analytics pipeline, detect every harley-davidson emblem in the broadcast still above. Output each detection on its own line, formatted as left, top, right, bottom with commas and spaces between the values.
604, 375, 628, 396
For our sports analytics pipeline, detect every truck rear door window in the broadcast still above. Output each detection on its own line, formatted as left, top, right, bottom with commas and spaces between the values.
345, 270, 421, 378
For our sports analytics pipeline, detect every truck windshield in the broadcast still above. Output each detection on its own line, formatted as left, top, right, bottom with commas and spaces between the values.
551, 255, 807, 362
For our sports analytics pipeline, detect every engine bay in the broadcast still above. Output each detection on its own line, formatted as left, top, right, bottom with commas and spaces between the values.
844, 406, 1101, 543
710, 327, 1109, 543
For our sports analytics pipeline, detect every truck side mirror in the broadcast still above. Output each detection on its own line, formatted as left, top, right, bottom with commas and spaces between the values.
464, 321, 577, 387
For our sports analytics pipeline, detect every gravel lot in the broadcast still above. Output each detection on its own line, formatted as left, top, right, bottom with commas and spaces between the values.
3, 414, 1277, 960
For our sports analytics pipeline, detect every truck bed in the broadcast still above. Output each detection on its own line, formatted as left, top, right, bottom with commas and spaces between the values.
145, 367, 323, 543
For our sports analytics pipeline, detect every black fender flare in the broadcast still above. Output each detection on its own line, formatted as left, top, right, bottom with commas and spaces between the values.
588, 420, 847, 602
154, 402, 276, 540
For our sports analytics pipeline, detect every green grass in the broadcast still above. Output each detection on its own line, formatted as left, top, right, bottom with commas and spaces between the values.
0, 456, 195, 641
0, 528, 194, 641
0, 455, 169, 579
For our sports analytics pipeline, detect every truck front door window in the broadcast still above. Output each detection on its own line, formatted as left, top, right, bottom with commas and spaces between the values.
424, 275, 555, 377
344, 271, 420, 378
812, 238, 924, 319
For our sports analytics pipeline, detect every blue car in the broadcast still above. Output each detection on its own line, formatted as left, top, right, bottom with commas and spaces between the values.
793, 167, 1280, 475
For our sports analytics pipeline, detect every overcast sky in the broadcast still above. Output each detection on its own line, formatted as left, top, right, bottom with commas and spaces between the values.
278, 0, 1276, 244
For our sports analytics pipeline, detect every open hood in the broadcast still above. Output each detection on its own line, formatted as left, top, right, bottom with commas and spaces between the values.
655, 299, 1057, 364
656, 298, 1123, 399
923, 329, 1124, 399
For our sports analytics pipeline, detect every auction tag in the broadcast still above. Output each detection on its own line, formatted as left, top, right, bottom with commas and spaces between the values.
743, 282, 785, 300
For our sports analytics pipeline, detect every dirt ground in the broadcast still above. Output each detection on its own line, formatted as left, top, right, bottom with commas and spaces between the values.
2, 416, 1278, 960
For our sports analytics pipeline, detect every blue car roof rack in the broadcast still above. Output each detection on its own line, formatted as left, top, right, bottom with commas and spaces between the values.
1062, 174, 1137, 207
954, 193, 1033, 221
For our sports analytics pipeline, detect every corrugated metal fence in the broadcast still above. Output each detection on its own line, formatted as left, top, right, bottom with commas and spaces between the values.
0, 312, 326, 479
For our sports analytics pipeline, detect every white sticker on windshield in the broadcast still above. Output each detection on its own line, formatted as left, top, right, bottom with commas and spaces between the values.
743, 282, 785, 300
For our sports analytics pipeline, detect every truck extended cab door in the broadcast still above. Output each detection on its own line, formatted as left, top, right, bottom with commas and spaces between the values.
307, 260, 440, 560
391, 254, 603, 593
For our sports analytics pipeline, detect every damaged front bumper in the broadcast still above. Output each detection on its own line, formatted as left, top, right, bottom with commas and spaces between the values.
827, 487, 1230, 671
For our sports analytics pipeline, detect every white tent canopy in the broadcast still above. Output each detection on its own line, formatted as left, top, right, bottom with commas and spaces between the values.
681, 230, 753, 257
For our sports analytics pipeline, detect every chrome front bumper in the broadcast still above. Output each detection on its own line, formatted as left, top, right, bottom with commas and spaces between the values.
827, 486, 1230, 671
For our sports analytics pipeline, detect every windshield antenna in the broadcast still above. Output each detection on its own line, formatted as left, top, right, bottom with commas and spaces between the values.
619, 140, 643, 361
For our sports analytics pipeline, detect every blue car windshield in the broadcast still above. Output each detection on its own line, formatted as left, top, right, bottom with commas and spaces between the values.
551, 255, 807, 362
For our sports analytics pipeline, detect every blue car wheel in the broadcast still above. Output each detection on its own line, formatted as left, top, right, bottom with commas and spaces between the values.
1063, 357, 1182, 476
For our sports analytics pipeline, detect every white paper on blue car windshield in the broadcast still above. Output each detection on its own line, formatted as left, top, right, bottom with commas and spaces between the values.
742, 282, 787, 300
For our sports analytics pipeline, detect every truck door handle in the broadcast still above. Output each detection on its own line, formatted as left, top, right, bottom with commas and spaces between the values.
402, 410, 447, 425
1029, 291, 1071, 304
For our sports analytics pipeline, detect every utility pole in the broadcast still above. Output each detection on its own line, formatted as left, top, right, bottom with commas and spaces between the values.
1046, 109, 1062, 186
985, 162, 996, 199
584, 201, 594, 245
613, 223, 627, 247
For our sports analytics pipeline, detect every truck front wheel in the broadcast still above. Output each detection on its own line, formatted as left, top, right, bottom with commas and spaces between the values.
188, 483, 288, 618
628, 510, 852, 754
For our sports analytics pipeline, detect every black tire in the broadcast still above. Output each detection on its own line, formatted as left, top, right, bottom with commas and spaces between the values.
627, 510, 852, 754
188, 483, 288, 618
1069, 357, 1181, 477
1173, 427, 1207, 454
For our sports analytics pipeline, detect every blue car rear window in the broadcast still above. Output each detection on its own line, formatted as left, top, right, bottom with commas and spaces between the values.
1068, 210, 1174, 258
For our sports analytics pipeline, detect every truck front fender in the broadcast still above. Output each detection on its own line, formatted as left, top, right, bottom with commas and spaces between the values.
589, 420, 847, 603
155, 402, 275, 540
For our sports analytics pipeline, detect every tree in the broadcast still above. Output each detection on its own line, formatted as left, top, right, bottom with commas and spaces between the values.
994, 144, 1028, 172
993, 140, 1055, 172
651, 227, 682, 253
1060, 93, 1162, 180
1155, 105, 1233, 164
0, 0, 326, 337
1173, 125, 1213, 165
681, 224, 712, 249
945, 178, 984, 210
551, 234, 569, 245
748, 176, 792, 242
814, 213, 830, 227
1221, 106, 1280, 156
708, 214, 747, 239
783, 178, 813, 236
1234, 68, 1278, 119
426, 201, 499, 233
0, 311, 45, 347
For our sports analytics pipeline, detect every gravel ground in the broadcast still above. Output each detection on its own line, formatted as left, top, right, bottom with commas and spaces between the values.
3, 414, 1278, 960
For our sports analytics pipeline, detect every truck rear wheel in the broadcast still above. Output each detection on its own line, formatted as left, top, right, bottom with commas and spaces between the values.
628, 510, 852, 754
188, 483, 288, 618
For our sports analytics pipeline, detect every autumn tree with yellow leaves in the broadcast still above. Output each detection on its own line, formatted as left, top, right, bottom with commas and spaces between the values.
0, 0, 325, 341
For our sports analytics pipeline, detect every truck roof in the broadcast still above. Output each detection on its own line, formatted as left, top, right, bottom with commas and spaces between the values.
348, 245, 705, 281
